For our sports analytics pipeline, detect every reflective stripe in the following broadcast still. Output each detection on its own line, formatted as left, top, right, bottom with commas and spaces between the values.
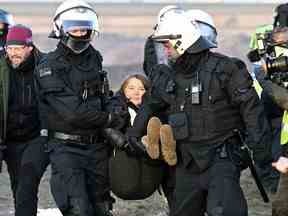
253, 79, 263, 98
249, 24, 273, 50
281, 110, 288, 145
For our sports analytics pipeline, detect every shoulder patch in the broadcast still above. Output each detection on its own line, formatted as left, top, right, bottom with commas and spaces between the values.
39, 67, 52, 77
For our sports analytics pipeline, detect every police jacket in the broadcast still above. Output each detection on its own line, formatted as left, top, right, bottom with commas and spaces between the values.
35, 43, 111, 136
145, 50, 271, 170
0, 47, 44, 142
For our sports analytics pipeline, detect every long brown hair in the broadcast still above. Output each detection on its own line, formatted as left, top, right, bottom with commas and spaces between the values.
120, 74, 151, 94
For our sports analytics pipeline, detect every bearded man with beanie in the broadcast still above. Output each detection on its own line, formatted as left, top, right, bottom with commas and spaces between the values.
0, 24, 49, 216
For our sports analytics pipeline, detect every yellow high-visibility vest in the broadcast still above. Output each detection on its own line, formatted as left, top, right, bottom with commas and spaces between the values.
281, 110, 288, 145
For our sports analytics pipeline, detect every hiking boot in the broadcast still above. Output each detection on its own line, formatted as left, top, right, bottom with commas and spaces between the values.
160, 124, 177, 166
145, 117, 162, 159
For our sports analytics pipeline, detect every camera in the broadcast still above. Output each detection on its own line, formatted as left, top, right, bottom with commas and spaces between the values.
248, 27, 288, 86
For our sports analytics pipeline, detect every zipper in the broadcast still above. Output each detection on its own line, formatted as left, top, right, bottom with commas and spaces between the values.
82, 80, 88, 102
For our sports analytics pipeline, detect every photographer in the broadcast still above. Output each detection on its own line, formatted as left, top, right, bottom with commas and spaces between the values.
248, 24, 282, 194
247, 3, 288, 216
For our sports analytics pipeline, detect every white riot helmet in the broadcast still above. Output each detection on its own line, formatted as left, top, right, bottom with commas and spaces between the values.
185, 9, 217, 48
0, 9, 14, 26
152, 13, 214, 56
0, 9, 14, 49
154, 5, 184, 30
50, 0, 99, 53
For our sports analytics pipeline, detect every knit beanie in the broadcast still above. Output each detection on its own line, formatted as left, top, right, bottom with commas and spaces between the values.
6, 24, 32, 46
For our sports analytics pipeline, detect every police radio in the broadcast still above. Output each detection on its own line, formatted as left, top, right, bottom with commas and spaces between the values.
191, 70, 202, 105
100, 70, 112, 98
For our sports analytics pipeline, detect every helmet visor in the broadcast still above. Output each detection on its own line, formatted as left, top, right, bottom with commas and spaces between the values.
62, 20, 97, 33
0, 12, 13, 25
197, 22, 217, 48
187, 36, 214, 54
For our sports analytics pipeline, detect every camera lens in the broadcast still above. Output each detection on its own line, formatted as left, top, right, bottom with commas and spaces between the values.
266, 56, 288, 74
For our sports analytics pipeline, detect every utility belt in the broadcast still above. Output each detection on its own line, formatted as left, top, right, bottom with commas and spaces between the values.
53, 132, 99, 145
215, 134, 248, 170
215, 143, 228, 159
216, 134, 240, 153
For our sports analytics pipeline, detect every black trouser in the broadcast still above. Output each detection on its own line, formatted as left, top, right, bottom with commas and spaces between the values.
161, 164, 175, 210
48, 138, 112, 216
4, 136, 49, 216
171, 155, 247, 216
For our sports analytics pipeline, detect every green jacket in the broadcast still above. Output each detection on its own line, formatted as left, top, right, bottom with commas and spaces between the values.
0, 56, 9, 144
0, 48, 44, 146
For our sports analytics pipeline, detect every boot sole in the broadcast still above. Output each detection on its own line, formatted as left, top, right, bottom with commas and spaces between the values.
146, 117, 161, 159
160, 124, 177, 166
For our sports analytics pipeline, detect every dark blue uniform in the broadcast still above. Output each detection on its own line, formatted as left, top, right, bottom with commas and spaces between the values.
135, 49, 272, 216
35, 43, 115, 216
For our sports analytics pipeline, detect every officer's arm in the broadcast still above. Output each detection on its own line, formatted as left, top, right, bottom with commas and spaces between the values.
143, 37, 158, 76
127, 64, 173, 137
35, 64, 113, 129
226, 60, 272, 163
256, 70, 288, 110
126, 100, 154, 138
44, 93, 112, 129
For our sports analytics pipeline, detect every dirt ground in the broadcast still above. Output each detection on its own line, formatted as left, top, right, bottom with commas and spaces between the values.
0, 2, 279, 215
0, 164, 271, 216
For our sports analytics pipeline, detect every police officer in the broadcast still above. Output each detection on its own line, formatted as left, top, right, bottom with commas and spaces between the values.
142, 12, 271, 216
0, 9, 13, 55
137, 8, 219, 211
255, 42, 288, 216
35, 0, 124, 215
252, 12, 288, 216
0, 24, 49, 216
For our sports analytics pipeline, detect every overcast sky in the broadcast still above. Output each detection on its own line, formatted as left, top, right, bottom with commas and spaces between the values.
0, 0, 286, 3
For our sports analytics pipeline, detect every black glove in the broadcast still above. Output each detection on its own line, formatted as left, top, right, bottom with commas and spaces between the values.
103, 128, 146, 156
125, 136, 147, 157
106, 113, 127, 130
103, 128, 128, 150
